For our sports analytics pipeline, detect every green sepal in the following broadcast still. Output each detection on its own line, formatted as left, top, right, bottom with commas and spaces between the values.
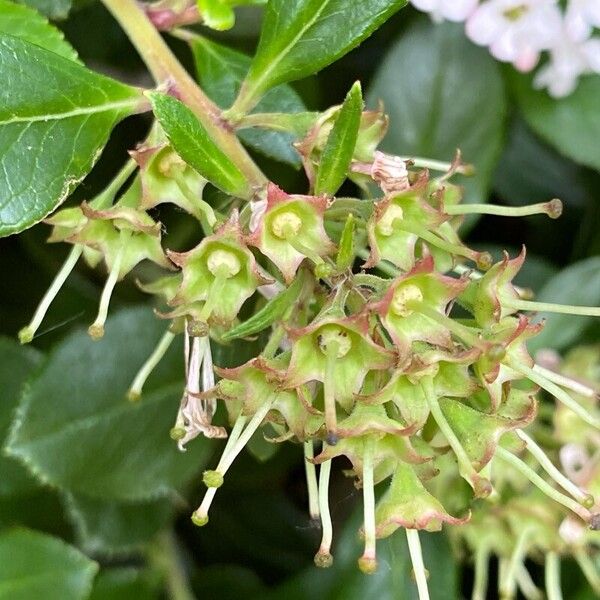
375, 461, 469, 536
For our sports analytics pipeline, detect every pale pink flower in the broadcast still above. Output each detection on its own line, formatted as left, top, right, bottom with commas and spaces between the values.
565, 0, 600, 41
411, 0, 479, 22
534, 27, 600, 97
466, 0, 562, 72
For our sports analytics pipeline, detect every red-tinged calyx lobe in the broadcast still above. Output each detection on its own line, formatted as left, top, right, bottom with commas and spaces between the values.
246, 183, 336, 282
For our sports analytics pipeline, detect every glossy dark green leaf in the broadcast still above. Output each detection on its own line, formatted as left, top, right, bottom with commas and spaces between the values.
5, 307, 211, 501
232, 0, 408, 114
336, 214, 356, 271
189, 35, 305, 167
222, 272, 306, 341
16, 0, 71, 19
149, 91, 251, 198
368, 19, 506, 211
493, 119, 589, 209
510, 71, 600, 171
0, 35, 144, 237
0, 338, 42, 497
0, 0, 78, 60
527, 257, 600, 353
315, 82, 362, 195
64, 492, 174, 556
89, 568, 161, 600
0, 528, 98, 600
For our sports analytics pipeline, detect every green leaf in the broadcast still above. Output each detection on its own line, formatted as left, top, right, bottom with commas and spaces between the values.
368, 19, 506, 211
222, 271, 306, 341
148, 91, 251, 198
0, 35, 144, 237
64, 492, 174, 556
189, 35, 305, 167
527, 257, 600, 353
0, 528, 98, 600
89, 568, 161, 600
493, 119, 589, 209
315, 82, 362, 195
15, 0, 71, 19
0, 338, 42, 497
0, 0, 78, 60
510, 70, 600, 171
232, 0, 408, 114
5, 307, 211, 501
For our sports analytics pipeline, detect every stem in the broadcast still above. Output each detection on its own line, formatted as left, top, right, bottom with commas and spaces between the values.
406, 529, 430, 600
495, 446, 591, 521
148, 531, 195, 600
517, 564, 543, 600
356, 248, 398, 278
192, 413, 248, 525
323, 342, 339, 440
500, 528, 531, 599
19, 245, 83, 344
545, 552, 563, 600
472, 547, 490, 600
533, 364, 597, 398
515, 429, 592, 505
304, 440, 320, 520
445, 200, 562, 219
411, 302, 484, 349
88, 233, 128, 340
100, 0, 266, 191
422, 378, 483, 494
128, 329, 176, 401
513, 363, 600, 430
399, 156, 473, 175
262, 325, 285, 359
315, 459, 333, 566
199, 274, 228, 322
90, 158, 138, 209
574, 549, 600, 594
359, 438, 377, 573
504, 297, 600, 317
172, 171, 216, 233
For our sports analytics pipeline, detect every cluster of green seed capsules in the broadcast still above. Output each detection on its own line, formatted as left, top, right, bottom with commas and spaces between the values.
19, 118, 600, 599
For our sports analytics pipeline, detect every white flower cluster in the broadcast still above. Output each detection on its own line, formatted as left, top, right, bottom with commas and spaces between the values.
411, 0, 600, 97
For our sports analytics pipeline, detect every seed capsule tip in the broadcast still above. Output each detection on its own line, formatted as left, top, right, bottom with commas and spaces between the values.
314, 551, 334, 568
203, 469, 224, 489
88, 324, 105, 340
191, 512, 209, 527
358, 556, 378, 575
18, 326, 34, 345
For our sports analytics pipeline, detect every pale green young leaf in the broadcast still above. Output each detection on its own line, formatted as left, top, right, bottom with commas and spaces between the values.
0, 528, 98, 600
510, 71, 600, 171
189, 35, 305, 167
368, 19, 506, 216
149, 91, 252, 198
64, 492, 174, 556
0, 338, 42, 498
232, 0, 408, 115
336, 214, 356, 271
5, 308, 211, 501
0, 35, 145, 237
528, 257, 600, 353
0, 0, 78, 61
315, 81, 363, 195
